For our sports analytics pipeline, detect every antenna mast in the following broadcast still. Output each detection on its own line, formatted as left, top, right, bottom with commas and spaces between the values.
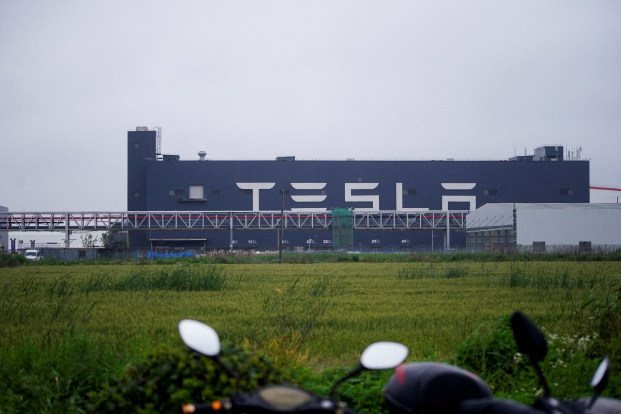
154, 126, 162, 159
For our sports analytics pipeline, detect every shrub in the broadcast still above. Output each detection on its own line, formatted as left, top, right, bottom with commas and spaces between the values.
452, 313, 528, 391
298, 366, 393, 414
452, 312, 620, 402
87, 341, 289, 413
0, 332, 134, 414
0, 253, 27, 268
37, 257, 63, 266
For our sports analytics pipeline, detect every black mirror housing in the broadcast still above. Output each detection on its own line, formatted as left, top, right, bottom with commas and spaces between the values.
510, 311, 547, 363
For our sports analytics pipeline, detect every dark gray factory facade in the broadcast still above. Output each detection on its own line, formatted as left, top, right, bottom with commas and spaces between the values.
127, 130, 589, 251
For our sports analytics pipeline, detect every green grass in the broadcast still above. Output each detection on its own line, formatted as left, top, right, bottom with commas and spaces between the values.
1, 261, 620, 412
2, 262, 620, 361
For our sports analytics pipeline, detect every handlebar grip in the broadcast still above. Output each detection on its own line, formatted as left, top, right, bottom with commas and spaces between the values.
341, 407, 361, 414
460, 399, 547, 414
182, 403, 214, 414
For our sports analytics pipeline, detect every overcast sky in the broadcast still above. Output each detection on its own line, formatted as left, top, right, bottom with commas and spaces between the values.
1, 1, 620, 211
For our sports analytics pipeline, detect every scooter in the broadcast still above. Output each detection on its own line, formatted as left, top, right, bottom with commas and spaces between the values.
178, 314, 619, 414
382, 311, 619, 414
178, 319, 409, 414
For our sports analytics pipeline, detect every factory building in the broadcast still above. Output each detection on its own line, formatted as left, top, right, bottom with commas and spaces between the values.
465, 203, 621, 252
127, 128, 590, 251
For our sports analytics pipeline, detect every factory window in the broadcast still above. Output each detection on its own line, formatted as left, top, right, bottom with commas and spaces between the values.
169, 189, 183, 196
211, 189, 220, 195
134, 142, 140, 148
403, 189, 416, 196
239, 189, 252, 196
189, 186, 204, 199
134, 192, 140, 197
78, 250, 86, 258
483, 189, 497, 196
560, 189, 574, 196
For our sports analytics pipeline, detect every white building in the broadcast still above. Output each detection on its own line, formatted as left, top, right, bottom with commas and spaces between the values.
590, 185, 621, 204
0, 205, 7, 252
465, 203, 621, 252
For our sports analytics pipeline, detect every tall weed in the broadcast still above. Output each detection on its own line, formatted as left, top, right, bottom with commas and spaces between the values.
262, 273, 347, 350
82, 265, 229, 292
581, 273, 621, 365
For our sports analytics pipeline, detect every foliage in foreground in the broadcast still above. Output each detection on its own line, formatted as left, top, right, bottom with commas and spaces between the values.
452, 311, 621, 404
0, 332, 138, 414
87, 340, 289, 414
84, 337, 397, 414
2, 309, 621, 413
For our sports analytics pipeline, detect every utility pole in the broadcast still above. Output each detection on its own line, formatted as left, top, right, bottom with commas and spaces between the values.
278, 189, 284, 264
513, 203, 517, 253
446, 211, 450, 252
229, 210, 233, 252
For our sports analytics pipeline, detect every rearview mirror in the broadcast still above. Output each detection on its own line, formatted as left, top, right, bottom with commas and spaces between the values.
178, 319, 221, 357
510, 311, 547, 363
591, 357, 610, 390
587, 356, 610, 410
360, 341, 409, 370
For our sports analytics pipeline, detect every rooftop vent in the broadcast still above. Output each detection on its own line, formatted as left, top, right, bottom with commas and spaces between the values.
276, 156, 295, 161
136, 126, 149, 131
198, 151, 206, 161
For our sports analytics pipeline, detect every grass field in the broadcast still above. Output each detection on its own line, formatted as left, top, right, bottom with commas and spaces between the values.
1, 259, 620, 412
2, 260, 619, 365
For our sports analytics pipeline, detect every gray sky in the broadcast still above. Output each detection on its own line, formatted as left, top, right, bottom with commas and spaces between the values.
1, 1, 620, 211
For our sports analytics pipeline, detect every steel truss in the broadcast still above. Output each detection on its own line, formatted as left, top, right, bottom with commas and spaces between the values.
0, 211, 467, 232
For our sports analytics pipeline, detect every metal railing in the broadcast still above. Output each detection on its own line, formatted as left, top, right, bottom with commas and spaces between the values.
1, 210, 468, 232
